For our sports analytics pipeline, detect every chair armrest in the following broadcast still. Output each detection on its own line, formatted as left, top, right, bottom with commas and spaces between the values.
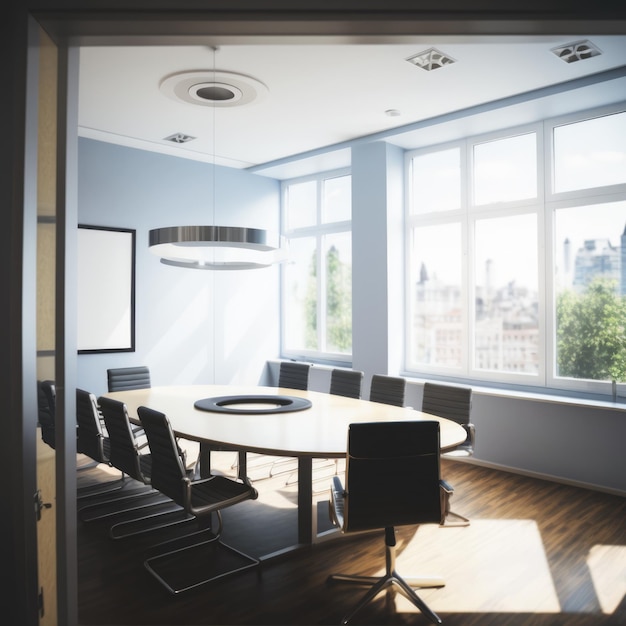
329, 475, 346, 529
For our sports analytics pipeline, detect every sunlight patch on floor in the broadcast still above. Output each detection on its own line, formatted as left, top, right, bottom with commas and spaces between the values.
587, 544, 626, 614
390, 519, 561, 614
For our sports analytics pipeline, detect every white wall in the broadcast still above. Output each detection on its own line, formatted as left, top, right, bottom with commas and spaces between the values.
76, 138, 281, 395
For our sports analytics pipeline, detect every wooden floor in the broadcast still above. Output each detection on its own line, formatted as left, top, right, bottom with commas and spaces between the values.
77, 451, 626, 625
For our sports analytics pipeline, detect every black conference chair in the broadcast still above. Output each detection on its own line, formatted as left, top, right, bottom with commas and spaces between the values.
107, 365, 151, 392
37, 379, 56, 450
137, 405, 260, 594
369, 374, 406, 407
278, 361, 311, 390
327, 420, 452, 625
330, 368, 364, 399
422, 382, 474, 526
250, 361, 312, 479
295, 368, 363, 486
106, 366, 150, 441
79, 396, 192, 537
76, 388, 125, 498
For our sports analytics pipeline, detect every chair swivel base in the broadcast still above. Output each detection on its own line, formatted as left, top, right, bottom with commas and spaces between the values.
328, 537, 444, 625
329, 569, 443, 625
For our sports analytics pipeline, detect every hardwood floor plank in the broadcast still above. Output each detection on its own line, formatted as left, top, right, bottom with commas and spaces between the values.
77, 454, 626, 625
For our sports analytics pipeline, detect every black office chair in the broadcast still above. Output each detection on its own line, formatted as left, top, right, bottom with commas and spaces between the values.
76, 388, 125, 497
248, 361, 312, 480
107, 365, 151, 392
37, 379, 56, 450
137, 405, 260, 594
278, 361, 311, 390
80, 396, 193, 537
330, 369, 364, 399
295, 368, 363, 487
369, 374, 406, 407
327, 420, 452, 625
422, 382, 473, 526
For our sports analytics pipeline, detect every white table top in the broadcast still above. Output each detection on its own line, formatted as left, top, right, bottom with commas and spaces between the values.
104, 384, 467, 457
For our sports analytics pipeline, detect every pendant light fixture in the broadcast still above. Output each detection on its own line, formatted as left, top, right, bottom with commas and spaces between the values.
149, 47, 286, 270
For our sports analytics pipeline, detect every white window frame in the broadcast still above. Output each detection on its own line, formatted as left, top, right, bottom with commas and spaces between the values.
404, 102, 626, 397
281, 168, 352, 364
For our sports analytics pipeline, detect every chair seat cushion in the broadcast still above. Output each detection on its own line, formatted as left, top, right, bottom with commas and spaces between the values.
189, 476, 257, 515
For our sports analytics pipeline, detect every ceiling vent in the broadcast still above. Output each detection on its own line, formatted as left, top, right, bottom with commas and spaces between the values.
551, 40, 602, 63
406, 48, 456, 71
164, 133, 196, 144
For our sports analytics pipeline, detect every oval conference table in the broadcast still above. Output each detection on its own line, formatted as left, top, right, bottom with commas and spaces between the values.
103, 384, 467, 557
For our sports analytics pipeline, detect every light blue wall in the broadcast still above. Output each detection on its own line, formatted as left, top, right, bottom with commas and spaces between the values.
76, 138, 280, 395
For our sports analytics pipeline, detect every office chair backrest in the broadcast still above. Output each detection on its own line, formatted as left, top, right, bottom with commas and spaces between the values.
421, 382, 472, 426
38, 380, 56, 449
369, 374, 406, 407
278, 361, 310, 390
137, 406, 187, 506
344, 420, 442, 532
330, 369, 364, 399
76, 388, 108, 463
107, 366, 151, 392
99, 396, 146, 482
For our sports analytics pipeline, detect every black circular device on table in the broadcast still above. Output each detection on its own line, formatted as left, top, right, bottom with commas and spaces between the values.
194, 395, 312, 414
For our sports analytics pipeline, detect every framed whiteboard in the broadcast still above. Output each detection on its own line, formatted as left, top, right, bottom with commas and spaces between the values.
77, 225, 136, 353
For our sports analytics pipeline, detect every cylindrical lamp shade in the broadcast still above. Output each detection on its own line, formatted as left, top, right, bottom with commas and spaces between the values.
148, 225, 287, 270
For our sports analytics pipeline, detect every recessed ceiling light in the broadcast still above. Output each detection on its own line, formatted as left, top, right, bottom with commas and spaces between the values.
160, 70, 268, 108
406, 48, 456, 71
163, 133, 196, 144
551, 40, 602, 63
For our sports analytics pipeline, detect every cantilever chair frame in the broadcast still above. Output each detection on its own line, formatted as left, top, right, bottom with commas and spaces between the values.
137, 405, 260, 594
327, 420, 451, 625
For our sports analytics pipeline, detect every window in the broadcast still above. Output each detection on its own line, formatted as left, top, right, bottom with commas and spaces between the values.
406, 105, 626, 394
282, 170, 352, 362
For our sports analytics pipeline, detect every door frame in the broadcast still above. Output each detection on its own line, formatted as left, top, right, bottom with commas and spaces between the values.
10, 5, 625, 626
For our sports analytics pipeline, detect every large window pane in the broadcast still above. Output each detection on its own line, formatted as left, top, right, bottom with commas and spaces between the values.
554, 112, 626, 193
411, 148, 461, 214
324, 232, 352, 353
285, 180, 316, 229
554, 202, 626, 382
284, 237, 317, 351
322, 175, 351, 223
474, 213, 539, 374
283, 170, 353, 359
408, 222, 463, 368
473, 133, 537, 205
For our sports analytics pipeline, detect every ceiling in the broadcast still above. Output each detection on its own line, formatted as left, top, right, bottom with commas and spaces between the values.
77, 35, 626, 179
